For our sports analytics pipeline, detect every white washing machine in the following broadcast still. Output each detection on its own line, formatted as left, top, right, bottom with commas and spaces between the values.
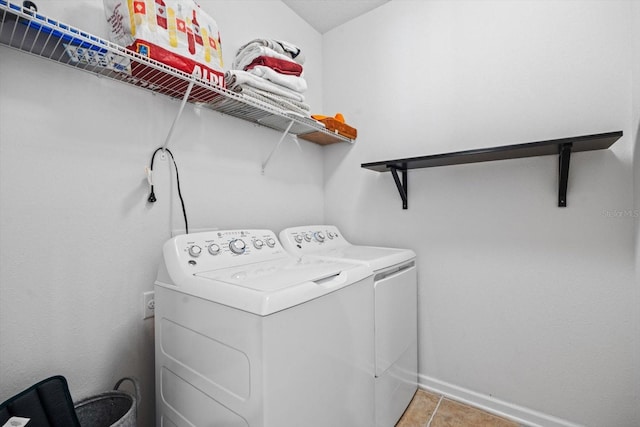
154, 229, 375, 427
279, 225, 418, 427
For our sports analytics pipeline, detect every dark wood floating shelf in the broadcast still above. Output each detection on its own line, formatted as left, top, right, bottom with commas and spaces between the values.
361, 131, 623, 209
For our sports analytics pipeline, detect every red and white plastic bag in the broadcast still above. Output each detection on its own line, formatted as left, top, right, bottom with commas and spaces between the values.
104, 0, 224, 87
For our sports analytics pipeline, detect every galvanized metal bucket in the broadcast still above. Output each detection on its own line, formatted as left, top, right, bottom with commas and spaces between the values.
74, 377, 139, 427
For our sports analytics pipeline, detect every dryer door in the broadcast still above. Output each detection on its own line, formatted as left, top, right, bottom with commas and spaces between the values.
374, 261, 417, 377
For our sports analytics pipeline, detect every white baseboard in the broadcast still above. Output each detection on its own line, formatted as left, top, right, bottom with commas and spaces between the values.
418, 374, 584, 427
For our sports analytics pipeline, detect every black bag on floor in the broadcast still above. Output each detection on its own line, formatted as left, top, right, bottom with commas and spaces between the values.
0, 375, 81, 427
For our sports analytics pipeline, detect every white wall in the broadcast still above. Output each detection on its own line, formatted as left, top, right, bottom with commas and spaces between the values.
633, 3, 640, 426
0, 1, 322, 426
323, 1, 638, 426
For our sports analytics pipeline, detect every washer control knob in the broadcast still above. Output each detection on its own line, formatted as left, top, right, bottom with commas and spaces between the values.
229, 239, 246, 255
253, 239, 264, 249
208, 243, 221, 256
265, 237, 276, 248
188, 245, 202, 257
294, 235, 303, 244
314, 232, 325, 242
304, 232, 313, 242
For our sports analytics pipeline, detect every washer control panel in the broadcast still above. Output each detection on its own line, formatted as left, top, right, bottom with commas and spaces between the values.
167, 229, 285, 270
279, 225, 349, 254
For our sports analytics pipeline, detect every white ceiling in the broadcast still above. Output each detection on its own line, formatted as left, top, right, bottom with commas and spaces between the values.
281, 0, 391, 34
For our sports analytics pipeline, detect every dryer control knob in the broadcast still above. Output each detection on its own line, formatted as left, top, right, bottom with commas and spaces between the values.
304, 232, 313, 242
208, 243, 221, 255
314, 232, 325, 242
229, 239, 246, 255
294, 235, 303, 244
265, 237, 276, 248
188, 245, 202, 257
253, 239, 264, 249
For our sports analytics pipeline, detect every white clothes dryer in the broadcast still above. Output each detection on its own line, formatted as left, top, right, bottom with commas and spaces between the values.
155, 229, 375, 427
279, 225, 418, 427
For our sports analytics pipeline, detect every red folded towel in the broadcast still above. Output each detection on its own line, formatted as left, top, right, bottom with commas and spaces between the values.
245, 55, 303, 76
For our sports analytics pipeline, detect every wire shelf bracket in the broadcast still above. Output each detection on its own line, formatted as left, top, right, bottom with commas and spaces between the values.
261, 120, 298, 174
161, 77, 195, 153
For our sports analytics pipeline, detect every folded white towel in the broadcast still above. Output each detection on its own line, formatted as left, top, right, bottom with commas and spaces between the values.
274, 40, 305, 63
233, 45, 294, 71
236, 85, 311, 117
226, 70, 306, 102
233, 39, 305, 70
248, 65, 307, 93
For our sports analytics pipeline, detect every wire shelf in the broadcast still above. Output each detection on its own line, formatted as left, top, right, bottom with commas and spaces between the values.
0, 0, 354, 145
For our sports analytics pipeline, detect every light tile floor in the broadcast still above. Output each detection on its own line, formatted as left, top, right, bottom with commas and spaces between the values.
396, 389, 523, 427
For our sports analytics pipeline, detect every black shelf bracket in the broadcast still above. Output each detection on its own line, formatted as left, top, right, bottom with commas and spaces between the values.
558, 143, 572, 207
390, 166, 408, 209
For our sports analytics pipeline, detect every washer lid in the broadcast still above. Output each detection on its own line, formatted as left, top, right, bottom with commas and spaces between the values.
159, 256, 373, 316
195, 257, 356, 291
309, 246, 415, 272
278, 225, 415, 271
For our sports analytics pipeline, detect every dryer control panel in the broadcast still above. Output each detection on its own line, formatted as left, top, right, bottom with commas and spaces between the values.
279, 225, 349, 254
165, 229, 287, 271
